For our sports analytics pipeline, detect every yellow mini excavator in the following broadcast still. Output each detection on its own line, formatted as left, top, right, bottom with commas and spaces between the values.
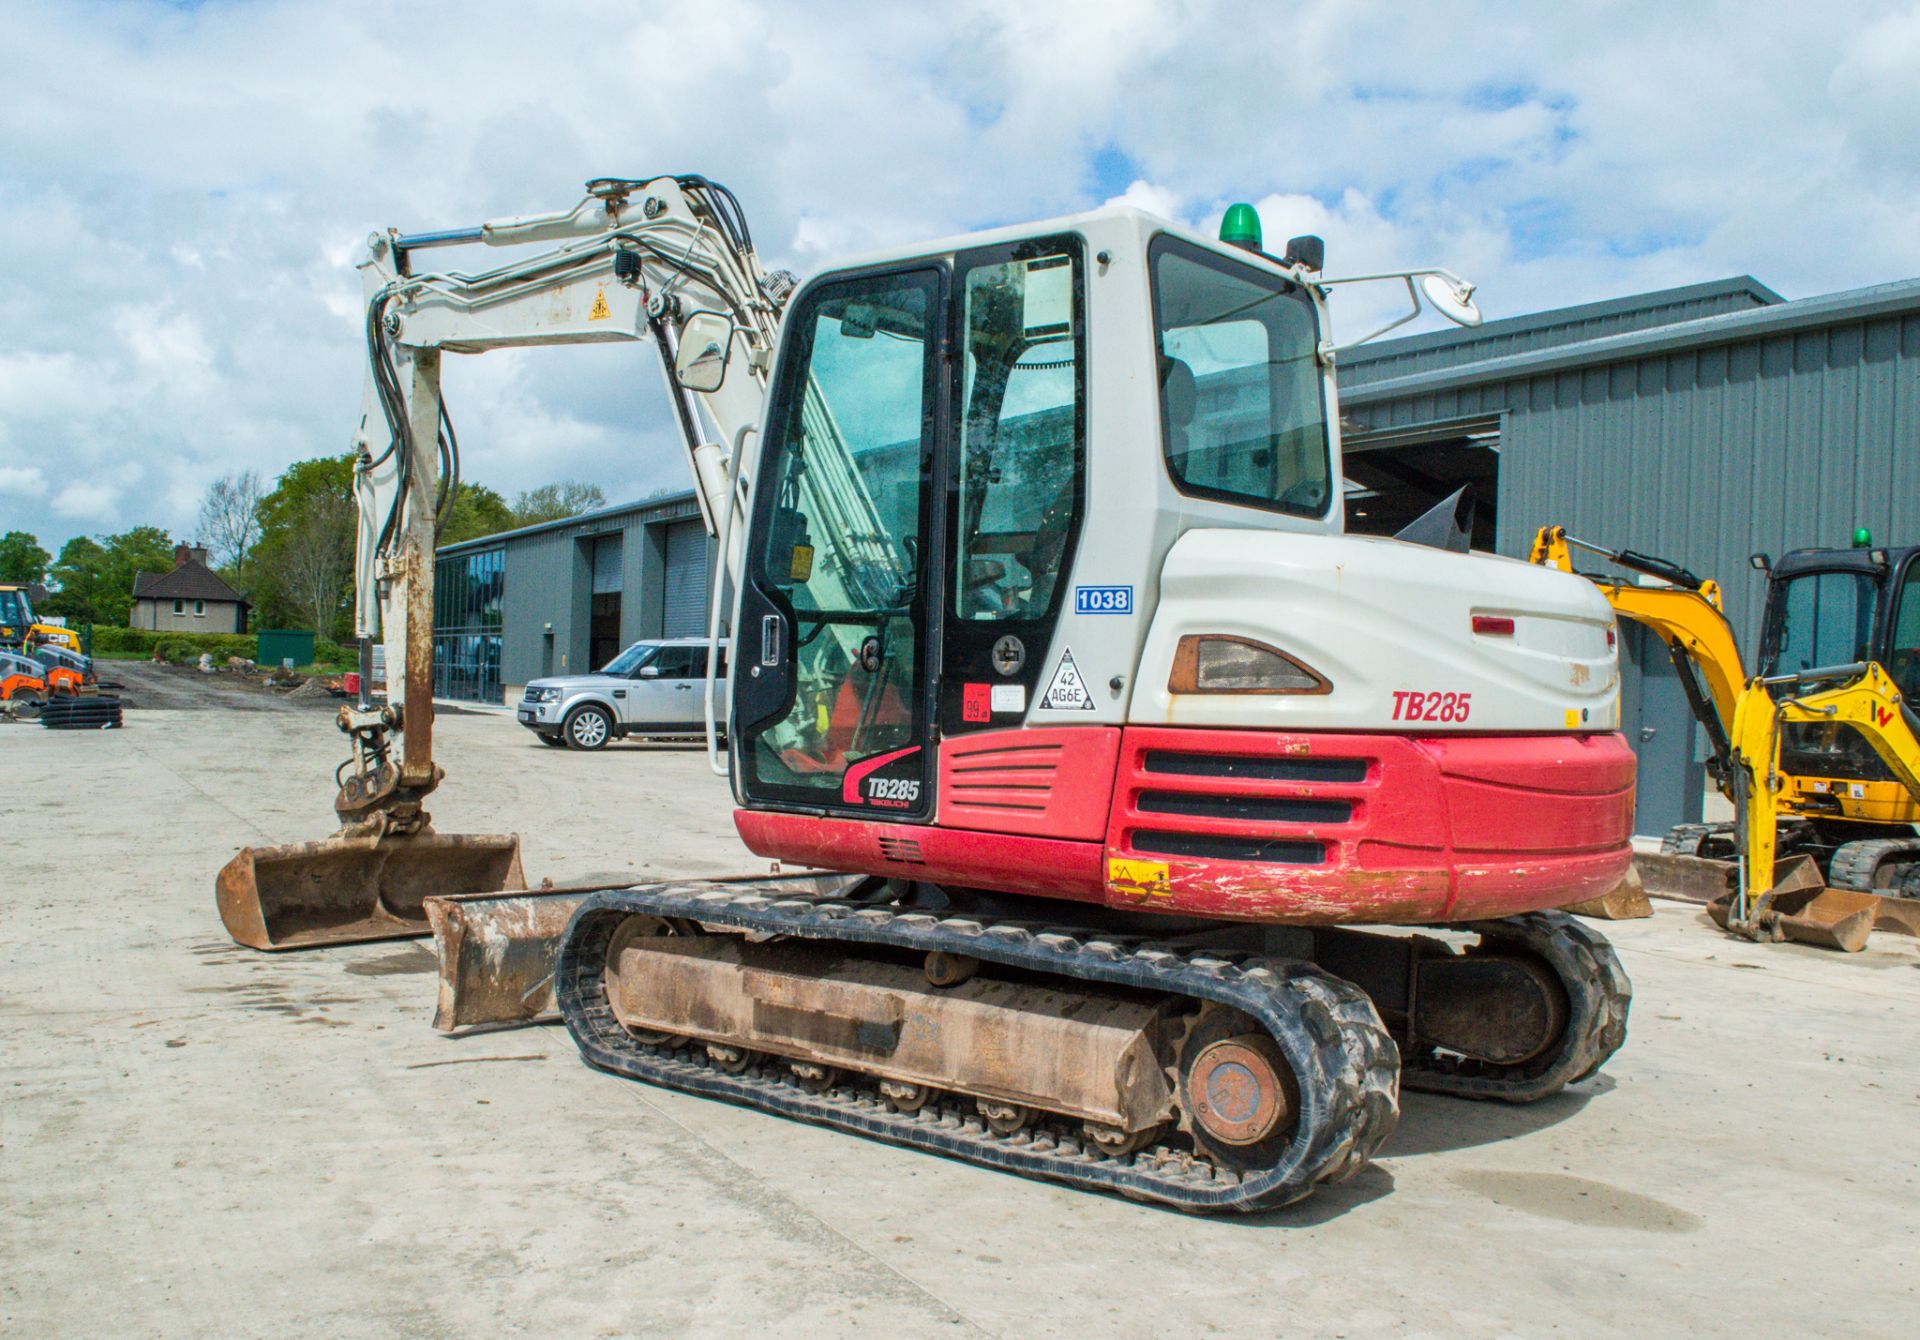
1532, 525, 1920, 946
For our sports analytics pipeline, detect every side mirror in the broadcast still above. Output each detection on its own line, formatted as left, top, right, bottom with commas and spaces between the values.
1418, 273, 1482, 327
674, 311, 734, 393
636, 665, 660, 679
1749, 552, 1771, 572
1283, 235, 1325, 272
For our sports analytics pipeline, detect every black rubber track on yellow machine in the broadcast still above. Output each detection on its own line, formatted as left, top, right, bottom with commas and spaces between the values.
555, 883, 1401, 1213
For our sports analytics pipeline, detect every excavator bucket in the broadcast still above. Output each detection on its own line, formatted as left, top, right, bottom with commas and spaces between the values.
424, 870, 863, 1033
216, 831, 526, 951
1705, 855, 1877, 952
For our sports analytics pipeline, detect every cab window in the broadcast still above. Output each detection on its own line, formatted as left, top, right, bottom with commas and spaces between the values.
1890, 564, 1920, 704
1149, 235, 1329, 516
952, 243, 1083, 621
1769, 571, 1878, 675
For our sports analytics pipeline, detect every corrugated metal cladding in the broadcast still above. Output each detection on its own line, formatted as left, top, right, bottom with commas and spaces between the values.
1338, 278, 1781, 389
439, 491, 711, 692
662, 520, 712, 638
1342, 276, 1920, 647
590, 534, 623, 593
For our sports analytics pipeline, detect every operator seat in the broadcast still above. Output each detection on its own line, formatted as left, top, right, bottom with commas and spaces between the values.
1160, 355, 1198, 474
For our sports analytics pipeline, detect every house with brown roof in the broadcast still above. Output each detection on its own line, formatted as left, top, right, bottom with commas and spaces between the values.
130, 545, 247, 633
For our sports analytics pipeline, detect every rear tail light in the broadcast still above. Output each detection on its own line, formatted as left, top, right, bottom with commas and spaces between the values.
1169, 636, 1329, 695
1471, 615, 1515, 636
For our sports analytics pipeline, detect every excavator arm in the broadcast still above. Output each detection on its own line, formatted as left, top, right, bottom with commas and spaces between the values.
1729, 661, 1920, 905
1529, 525, 1745, 787
218, 174, 799, 949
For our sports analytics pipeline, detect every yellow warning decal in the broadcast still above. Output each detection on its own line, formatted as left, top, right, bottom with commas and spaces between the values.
788, 544, 814, 582
587, 287, 612, 321
1107, 857, 1171, 899
1564, 708, 1580, 729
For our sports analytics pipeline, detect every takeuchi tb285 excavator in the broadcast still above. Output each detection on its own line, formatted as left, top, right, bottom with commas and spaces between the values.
217, 176, 1635, 1211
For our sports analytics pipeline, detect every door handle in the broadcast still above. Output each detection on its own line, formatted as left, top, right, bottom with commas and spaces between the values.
1639, 726, 1657, 741
761, 613, 783, 667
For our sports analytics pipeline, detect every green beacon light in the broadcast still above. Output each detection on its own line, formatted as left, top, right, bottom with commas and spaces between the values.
1852, 526, 1874, 549
1220, 202, 1262, 252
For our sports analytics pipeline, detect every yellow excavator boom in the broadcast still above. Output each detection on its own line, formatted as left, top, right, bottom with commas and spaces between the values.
1529, 526, 1745, 787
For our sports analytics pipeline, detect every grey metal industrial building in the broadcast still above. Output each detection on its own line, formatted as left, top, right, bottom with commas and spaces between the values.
433, 491, 717, 706
434, 271, 1920, 835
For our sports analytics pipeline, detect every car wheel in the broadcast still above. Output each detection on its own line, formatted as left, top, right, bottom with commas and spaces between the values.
563, 704, 613, 751
537, 733, 567, 748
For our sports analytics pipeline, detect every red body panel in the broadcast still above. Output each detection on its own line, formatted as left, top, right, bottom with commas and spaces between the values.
735, 726, 1636, 926
735, 809, 1106, 902
1103, 727, 1635, 923
937, 726, 1120, 839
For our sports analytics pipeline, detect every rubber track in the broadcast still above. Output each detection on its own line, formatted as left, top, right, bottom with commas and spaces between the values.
555, 883, 1400, 1213
1827, 838, 1920, 892
1660, 822, 1732, 858
1399, 911, 1632, 1102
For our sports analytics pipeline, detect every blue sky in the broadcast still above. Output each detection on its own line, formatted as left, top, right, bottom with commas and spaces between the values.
3, 0, 1918, 552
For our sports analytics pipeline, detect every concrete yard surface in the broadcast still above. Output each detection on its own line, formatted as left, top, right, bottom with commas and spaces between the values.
4, 667, 1917, 1338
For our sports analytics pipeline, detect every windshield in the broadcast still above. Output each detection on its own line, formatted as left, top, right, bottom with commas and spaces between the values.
0, 590, 26, 628
1766, 571, 1878, 676
599, 643, 659, 676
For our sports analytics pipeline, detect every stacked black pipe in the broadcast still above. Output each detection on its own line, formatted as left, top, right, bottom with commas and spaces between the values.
40, 696, 122, 730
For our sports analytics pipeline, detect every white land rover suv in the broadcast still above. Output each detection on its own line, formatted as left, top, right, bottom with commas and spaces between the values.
516, 638, 730, 751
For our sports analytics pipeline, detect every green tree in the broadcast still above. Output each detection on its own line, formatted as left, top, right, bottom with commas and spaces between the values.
439, 482, 514, 545
0, 531, 50, 584
41, 526, 176, 626
510, 480, 606, 528
252, 455, 357, 636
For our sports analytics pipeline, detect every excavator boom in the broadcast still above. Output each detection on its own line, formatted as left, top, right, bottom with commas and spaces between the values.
217, 176, 784, 951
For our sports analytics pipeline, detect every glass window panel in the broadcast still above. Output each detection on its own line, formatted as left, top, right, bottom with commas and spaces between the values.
953, 249, 1082, 622
1150, 239, 1329, 516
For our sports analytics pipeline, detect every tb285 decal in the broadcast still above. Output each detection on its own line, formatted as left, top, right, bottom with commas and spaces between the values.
1391, 690, 1472, 723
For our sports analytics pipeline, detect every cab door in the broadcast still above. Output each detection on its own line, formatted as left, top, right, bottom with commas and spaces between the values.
733, 267, 942, 817
940, 237, 1087, 733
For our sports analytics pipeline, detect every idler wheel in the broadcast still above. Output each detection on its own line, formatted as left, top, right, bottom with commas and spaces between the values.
607, 914, 689, 1047
1179, 1009, 1301, 1170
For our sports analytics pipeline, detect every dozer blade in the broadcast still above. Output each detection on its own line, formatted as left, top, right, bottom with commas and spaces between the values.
1631, 851, 1735, 905
1562, 863, 1653, 920
424, 870, 861, 1033
216, 831, 526, 951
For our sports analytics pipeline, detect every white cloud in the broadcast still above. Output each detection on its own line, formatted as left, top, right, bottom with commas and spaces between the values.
53, 480, 122, 522
1, 0, 1916, 551
0, 464, 49, 497
1104, 180, 1183, 219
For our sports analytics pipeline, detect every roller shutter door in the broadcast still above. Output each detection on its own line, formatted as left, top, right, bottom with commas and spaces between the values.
662, 520, 711, 637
